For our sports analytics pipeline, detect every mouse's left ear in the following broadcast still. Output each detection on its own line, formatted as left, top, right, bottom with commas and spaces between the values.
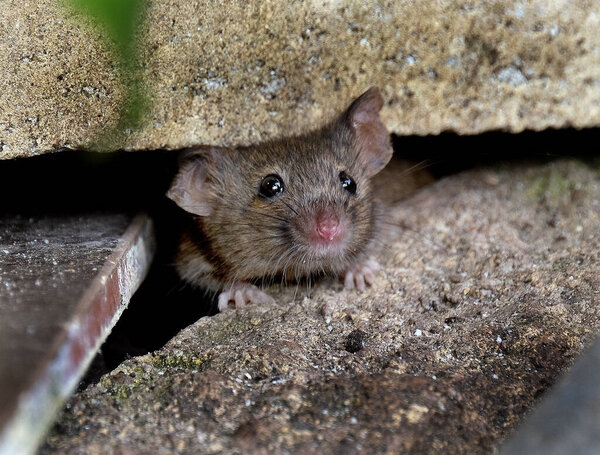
343, 86, 393, 177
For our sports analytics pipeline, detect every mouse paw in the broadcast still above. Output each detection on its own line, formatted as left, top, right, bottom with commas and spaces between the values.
343, 259, 381, 291
217, 283, 275, 311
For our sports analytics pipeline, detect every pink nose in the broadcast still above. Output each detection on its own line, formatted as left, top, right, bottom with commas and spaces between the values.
316, 217, 341, 241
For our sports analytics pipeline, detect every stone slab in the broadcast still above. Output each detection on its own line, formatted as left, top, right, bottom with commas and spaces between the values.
2, 1, 600, 159
0, 214, 155, 455
499, 334, 600, 455
40, 158, 600, 454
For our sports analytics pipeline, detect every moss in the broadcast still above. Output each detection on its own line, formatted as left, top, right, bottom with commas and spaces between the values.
196, 318, 263, 343
99, 376, 113, 389
97, 379, 132, 404
526, 169, 572, 202
98, 362, 163, 403
552, 256, 572, 272
115, 386, 129, 401
145, 352, 211, 371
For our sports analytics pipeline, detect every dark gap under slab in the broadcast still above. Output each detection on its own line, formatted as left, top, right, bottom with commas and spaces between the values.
0, 149, 179, 214
392, 127, 600, 179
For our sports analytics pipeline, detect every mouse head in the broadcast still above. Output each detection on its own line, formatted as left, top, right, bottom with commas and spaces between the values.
168, 87, 392, 279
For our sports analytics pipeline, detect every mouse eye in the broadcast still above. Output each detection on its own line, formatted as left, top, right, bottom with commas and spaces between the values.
259, 174, 285, 199
339, 171, 356, 195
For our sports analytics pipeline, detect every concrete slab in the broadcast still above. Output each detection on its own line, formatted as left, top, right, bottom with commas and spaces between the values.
0, 213, 155, 455
3, 1, 600, 158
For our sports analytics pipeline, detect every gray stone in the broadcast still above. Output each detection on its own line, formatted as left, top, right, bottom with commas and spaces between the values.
499, 335, 600, 455
41, 159, 600, 454
3, 1, 600, 159
0, 214, 155, 455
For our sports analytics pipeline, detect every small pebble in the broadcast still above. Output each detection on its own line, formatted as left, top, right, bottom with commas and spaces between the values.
345, 329, 367, 353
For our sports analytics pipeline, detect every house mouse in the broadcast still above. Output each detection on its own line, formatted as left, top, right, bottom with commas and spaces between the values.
167, 86, 393, 311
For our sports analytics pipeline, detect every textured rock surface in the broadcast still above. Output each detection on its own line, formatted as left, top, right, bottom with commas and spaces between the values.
3, 0, 600, 159
42, 158, 600, 454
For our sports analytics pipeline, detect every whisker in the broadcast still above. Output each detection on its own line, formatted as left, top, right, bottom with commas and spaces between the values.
279, 198, 299, 216
393, 159, 434, 179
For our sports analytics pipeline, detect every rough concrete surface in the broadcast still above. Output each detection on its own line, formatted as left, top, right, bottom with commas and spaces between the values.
3, 1, 600, 159
42, 158, 600, 454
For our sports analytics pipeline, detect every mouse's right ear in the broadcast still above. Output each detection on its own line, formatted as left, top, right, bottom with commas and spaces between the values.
167, 146, 222, 216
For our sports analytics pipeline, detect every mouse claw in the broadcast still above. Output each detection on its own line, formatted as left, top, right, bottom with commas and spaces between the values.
218, 283, 275, 311
343, 259, 381, 291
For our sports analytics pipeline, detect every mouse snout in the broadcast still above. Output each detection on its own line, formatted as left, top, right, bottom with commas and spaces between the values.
316, 213, 342, 241
307, 205, 348, 249
291, 200, 352, 258
290, 201, 352, 261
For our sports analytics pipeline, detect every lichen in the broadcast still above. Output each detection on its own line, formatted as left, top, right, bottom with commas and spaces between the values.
144, 352, 211, 371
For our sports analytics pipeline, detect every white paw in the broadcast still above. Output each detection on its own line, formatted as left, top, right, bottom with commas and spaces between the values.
343, 259, 381, 291
217, 283, 275, 311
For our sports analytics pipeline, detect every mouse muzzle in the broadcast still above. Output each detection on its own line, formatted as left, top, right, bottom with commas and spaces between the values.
292, 201, 352, 261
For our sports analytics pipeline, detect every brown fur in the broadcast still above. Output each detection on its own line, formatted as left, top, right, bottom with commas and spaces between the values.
168, 87, 392, 294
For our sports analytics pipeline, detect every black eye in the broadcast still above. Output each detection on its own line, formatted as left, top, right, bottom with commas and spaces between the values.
259, 174, 285, 199
339, 171, 356, 195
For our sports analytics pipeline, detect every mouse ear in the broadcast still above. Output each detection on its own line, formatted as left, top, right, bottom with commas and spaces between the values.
167, 147, 221, 216
343, 86, 393, 177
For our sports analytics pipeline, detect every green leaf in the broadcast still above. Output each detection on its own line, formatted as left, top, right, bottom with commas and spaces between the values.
65, 0, 149, 150
67, 0, 145, 62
